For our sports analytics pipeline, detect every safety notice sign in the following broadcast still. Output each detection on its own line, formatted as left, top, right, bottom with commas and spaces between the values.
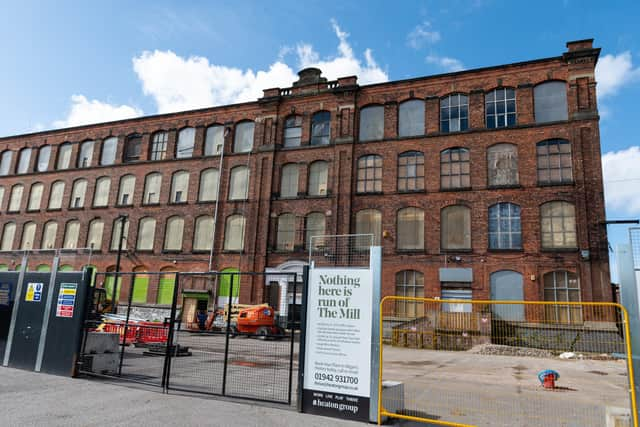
25, 283, 43, 302
0, 282, 10, 307
56, 283, 77, 318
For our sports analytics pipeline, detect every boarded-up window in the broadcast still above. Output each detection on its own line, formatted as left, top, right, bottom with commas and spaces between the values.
78, 140, 94, 168
110, 218, 129, 250
9, 184, 24, 212
441, 94, 469, 133
489, 203, 522, 249
276, 214, 296, 251
355, 209, 381, 249
224, 214, 245, 251
150, 132, 168, 161
357, 155, 382, 193
194, 216, 214, 251
48, 181, 65, 210
199, 168, 219, 201
397, 207, 424, 250
398, 151, 424, 192
543, 270, 582, 324
87, 219, 104, 251
308, 161, 328, 196
0, 151, 13, 175
540, 201, 577, 249
177, 127, 195, 158
93, 177, 111, 207
28, 183, 44, 210
283, 116, 302, 147
535, 81, 568, 123
441, 205, 471, 250
0, 187, 4, 210
118, 175, 136, 205
57, 143, 72, 170
164, 216, 184, 251
101, 137, 117, 166
359, 105, 384, 141
17, 148, 31, 174
136, 218, 156, 251
205, 125, 224, 156
311, 111, 330, 145
234, 122, 254, 153
42, 221, 57, 249
537, 139, 573, 185
487, 143, 518, 186
21, 222, 36, 250
70, 179, 88, 208
395, 270, 425, 318
305, 212, 326, 250
171, 171, 189, 203
143, 173, 162, 205
440, 148, 470, 190
1, 222, 16, 250
37, 146, 51, 171
63, 220, 80, 249
280, 164, 299, 198
399, 100, 425, 137
229, 166, 249, 200
124, 134, 142, 163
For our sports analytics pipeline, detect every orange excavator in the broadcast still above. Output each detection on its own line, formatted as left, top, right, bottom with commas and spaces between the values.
232, 305, 285, 339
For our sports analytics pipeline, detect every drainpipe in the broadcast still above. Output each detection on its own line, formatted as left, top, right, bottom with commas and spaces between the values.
208, 127, 229, 271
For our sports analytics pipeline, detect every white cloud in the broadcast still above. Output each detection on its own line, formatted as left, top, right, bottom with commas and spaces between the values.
407, 22, 441, 49
595, 51, 640, 99
426, 54, 465, 72
132, 19, 388, 114
53, 95, 143, 128
602, 146, 640, 216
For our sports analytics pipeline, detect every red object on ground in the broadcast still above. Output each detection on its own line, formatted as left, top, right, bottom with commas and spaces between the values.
137, 322, 169, 344
543, 373, 556, 389
102, 321, 140, 345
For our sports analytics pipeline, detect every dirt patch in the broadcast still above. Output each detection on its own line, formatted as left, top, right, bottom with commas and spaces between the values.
469, 344, 553, 358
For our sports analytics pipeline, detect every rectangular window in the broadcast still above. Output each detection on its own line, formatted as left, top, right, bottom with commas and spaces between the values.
441, 288, 472, 313
151, 132, 168, 161
93, 178, 111, 207
440, 148, 470, 190
398, 152, 424, 192
357, 155, 382, 193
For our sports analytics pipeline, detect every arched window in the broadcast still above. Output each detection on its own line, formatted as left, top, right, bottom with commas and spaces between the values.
124, 134, 142, 163
21, 222, 36, 250
0, 150, 13, 175
440, 148, 470, 190
488, 203, 522, 249
48, 181, 65, 210
276, 214, 296, 251
395, 270, 424, 318
37, 146, 51, 172
440, 94, 469, 133
150, 131, 168, 160
78, 140, 94, 168
199, 168, 219, 201
224, 214, 245, 251
63, 220, 80, 249
193, 216, 214, 251
308, 161, 328, 196
56, 143, 72, 170
17, 148, 32, 174
233, 121, 254, 153
311, 111, 330, 145
399, 99, 425, 137
93, 177, 111, 207
9, 184, 24, 212
110, 217, 129, 250
441, 205, 471, 250
486, 88, 516, 128
0, 186, 4, 211
280, 164, 299, 198
229, 166, 249, 200
397, 207, 424, 250
42, 221, 57, 249
543, 270, 581, 324
87, 219, 104, 251
27, 183, 44, 211
136, 217, 156, 251
1, 222, 16, 250
205, 125, 224, 156
283, 115, 302, 147
355, 209, 381, 249
540, 201, 576, 249
537, 139, 573, 185
357, 155, 382, 193
70, 179, 88, 208
490, 270, 524, 321
164, 216, 184, 251
143, 173, 162, 205
100, 137, 118, 165
176, 127, 195, 158
534, 81, 568, 123
305, 212, 326, 250
487, 143, 518, 187
117, 175, 136, 205
359, 105, 384, 141
398, 151, 424, 192
170, 171, 189, 203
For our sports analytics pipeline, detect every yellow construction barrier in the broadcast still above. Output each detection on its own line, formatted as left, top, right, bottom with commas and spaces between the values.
378, 297, 638, 427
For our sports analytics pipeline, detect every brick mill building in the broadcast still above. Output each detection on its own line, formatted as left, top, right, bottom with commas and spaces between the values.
0, 39, 609, 322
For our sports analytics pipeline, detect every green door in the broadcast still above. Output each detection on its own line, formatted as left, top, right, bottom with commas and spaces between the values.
132, 274, 149, 304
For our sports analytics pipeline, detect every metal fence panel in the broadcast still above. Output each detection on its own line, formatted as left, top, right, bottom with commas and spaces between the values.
379, 297, 638, 427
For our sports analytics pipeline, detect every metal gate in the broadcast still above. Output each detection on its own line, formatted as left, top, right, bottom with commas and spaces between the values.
78, 271, 301, 405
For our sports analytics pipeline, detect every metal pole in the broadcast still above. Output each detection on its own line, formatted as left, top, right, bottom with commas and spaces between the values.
297, 266, 310, 412
208, 128, 227, 271
222, 273, 234, 396
112, 214, 127, 313
118, 273, 135, 376
163, 272, 181, 392
287, 273, 297, 405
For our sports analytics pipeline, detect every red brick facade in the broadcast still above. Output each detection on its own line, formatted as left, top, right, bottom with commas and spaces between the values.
0, 39, 610, 305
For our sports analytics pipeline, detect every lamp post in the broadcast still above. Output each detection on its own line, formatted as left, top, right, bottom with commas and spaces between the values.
111, 213, 128, 313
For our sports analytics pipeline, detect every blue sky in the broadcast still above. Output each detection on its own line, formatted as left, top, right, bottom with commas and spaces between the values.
1, 0, 639, 269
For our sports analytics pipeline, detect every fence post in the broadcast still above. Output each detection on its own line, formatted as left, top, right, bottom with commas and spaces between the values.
296, 266, 310, 412
162, 272, 181, 392
2, 253, 29, 367
287, 272, 297, 406
222, 273, 234, 396
118, 273, 135, 376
